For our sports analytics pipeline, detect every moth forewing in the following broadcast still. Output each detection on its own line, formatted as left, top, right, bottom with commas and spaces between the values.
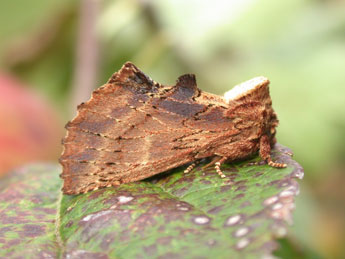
60, 62, 285, 195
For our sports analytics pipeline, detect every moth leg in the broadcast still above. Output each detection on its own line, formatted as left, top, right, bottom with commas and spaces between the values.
260, 135, 287, 168
202, 156, 222, 170
215, 157, 228, 178
285, 151, 293, 157
184, 161, 199, 174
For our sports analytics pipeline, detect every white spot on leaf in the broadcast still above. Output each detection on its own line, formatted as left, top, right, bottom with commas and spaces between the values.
117, 196, 134, 204
225, 215, 242, 226
293, 170, 304, 179
236, 237, 250, 249
234, 227, 249, 237
279, 190, 294, 198
272, 203, 283, 210
263, 196, 278, 206
271, 211, 281, 219
176, 203, 189, 211
81, 210, 113, 222
193, 216, 210, 225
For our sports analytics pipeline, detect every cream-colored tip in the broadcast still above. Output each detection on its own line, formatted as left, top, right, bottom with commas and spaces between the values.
224, 76, 269, 103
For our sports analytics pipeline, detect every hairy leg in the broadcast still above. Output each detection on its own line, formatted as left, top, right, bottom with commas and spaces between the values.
260, 135, 287, 168
215, 156, 228, 178
184, 160, 200, 174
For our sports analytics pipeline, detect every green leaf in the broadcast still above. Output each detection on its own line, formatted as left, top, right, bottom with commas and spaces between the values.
0, 164, 61, 257
0, 144, 303, 258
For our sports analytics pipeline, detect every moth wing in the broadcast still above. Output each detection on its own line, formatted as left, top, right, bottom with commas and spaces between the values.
60, 62, 234, 194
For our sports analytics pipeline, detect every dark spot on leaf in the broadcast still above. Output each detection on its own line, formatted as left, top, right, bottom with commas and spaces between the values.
144, 244, 157, 255
89, 189, 106, 200
35, 207, 56, 215
235, 180, 247, 186
201, 180, 212, 185
234, 193, 245, 200
220, 185, 232, 192
235, 185, 247, 192
20, 224, 45, 238
172, 186, 189, 196
100, 232, 115, 251
66, 220, 74, 228
255, 171, 264, 177
223, 166, 239, 173
0, 226, 13, 236
158, 252, 180, 259
29, 195, 44, 204
266, 179, 280, 186
158, 225, 166, 232
278, 180, 292, 188
157, 236, 173, 245
240, 201, 252, 208
207, 205, 224, 214
3, 239, 21, 249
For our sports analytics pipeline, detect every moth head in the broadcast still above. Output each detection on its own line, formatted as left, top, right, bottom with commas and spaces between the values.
223, 76, 279, 142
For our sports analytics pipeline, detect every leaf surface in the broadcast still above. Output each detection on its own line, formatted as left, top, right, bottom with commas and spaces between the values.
0, 144, 303, 258
0, 165, 61, 258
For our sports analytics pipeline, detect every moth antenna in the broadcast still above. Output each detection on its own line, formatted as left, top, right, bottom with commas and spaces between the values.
214, 157, 228, 178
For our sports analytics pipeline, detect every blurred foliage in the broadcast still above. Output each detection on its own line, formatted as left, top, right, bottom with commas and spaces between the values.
0, 0, 344, 257
274, 238, 323, 259
0, 74, 62, 175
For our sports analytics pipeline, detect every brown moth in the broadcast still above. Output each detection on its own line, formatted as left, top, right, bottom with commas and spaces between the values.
60, 62, 286, 195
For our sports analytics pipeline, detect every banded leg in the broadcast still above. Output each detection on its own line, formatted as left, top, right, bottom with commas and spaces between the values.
260, 135, 287, 168
184, 161, 199, 174
284, 151, 293, 157
215, 157, 228, 178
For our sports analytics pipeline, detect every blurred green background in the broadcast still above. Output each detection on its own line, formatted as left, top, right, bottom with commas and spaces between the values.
0, 0, 344, 258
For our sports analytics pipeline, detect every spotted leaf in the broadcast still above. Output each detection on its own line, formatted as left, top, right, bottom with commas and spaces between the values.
0, 144, 303, 258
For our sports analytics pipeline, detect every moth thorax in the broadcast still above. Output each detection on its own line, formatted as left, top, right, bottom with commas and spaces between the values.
223, 76, 269, 103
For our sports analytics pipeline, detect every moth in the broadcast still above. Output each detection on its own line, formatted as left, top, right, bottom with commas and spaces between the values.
60, 62, 286, 195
